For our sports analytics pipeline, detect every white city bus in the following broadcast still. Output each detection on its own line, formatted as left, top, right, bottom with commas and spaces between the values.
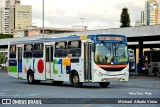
8, 34, 129, 87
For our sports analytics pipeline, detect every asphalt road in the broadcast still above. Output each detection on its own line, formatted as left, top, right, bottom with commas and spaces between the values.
0, 71, 160, 107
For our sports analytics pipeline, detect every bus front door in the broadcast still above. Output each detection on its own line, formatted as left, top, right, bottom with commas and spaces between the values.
84, 43, 92, 81
45, 45, 53, 79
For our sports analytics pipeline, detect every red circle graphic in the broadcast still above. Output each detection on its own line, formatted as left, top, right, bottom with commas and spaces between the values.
37, 59, 44, 73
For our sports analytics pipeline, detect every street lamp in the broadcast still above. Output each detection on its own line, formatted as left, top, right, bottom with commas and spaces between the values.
42, 0, 44, 37
80, 18, 85, 31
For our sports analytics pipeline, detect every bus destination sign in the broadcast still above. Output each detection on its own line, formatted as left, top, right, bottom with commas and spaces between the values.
97, 36, 123, 41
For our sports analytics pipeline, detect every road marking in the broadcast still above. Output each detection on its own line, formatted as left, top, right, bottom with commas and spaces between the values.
28, 94, 40, 97
100, 105, 113, 107
0, 94, 18, 97
82, 104, 94, 107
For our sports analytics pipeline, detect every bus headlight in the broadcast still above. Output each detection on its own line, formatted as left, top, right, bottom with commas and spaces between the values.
96, 71, 103, 77
98, 72, 103, 77
124, 72, 128, 76
93, 69, 103, 77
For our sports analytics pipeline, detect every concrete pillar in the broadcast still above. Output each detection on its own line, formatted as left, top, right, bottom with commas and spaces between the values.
134, 48, 139, 75
133, 48, 136, 64
138, 41, 143, 75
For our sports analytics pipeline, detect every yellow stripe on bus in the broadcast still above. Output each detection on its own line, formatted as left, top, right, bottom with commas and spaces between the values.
80, 35, 88, 40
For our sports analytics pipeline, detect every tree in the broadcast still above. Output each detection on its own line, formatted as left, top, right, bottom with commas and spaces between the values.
0, 54, 5, 63
0, 34, 13, 39
120, 7, 131, 28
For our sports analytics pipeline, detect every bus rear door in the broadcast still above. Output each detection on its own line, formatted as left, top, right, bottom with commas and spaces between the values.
45, 45, 53, 79
17, 47, 23, 78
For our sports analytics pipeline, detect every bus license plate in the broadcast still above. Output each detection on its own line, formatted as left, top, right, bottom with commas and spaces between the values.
111, 78, 117, 81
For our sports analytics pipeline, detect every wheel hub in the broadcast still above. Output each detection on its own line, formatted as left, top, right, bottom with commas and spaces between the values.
29, 74, 33, 82
73, 76, 78, 83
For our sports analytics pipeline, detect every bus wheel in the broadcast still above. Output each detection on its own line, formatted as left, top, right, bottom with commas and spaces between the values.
99, 82, 110, 88
72, 72, 82, 87
52, 81, 63, 86
27, 72, 35, 84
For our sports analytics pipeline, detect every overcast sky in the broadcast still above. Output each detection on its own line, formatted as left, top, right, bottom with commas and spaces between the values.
20, 0, 146, 30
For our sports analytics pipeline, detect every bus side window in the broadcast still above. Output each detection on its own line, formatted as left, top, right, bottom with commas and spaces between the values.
33, 43, 43, 58
68, 41, 81, 57
55, 42, 67, 57
23, 44, 33, 58
9, 45, 16, 58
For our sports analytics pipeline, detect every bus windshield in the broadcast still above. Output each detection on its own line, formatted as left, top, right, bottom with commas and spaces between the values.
94, 43, 128, 65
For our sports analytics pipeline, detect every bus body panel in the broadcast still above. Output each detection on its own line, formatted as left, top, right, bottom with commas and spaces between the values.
22, 58, 33, 79
8, 44, 18, 78
92, 62, 129, 82
53, 58, 64, 81
33, 58, 45, 80
70, 60, 84, 82
45, 61, 52, 79
8, 59, 18, 78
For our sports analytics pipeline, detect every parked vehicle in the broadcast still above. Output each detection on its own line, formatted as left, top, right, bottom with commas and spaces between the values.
143, 50, 160, 76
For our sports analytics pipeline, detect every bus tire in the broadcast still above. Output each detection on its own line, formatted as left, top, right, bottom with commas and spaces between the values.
72, 72, 82, 87
27, 72, 35, 84
99, 82, 110, 88
52, 81, 63, 86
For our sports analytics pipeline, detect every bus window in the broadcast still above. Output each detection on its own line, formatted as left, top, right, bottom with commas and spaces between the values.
55, 42, 67, 57
23, 44, 33, 58
68, 41, 81, 57
9, 45, 16, 58
33, 43, 43, 58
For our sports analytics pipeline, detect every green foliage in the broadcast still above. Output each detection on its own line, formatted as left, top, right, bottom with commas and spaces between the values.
0, 34, 13, 39
120, 7, 131, 28
0, 54, 5, 63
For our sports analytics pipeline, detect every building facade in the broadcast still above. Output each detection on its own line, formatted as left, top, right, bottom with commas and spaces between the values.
0, 0, 25, 34
135, 19, 142, 26
145, 0, 158, 25
157, 0, 160, 24
9, 5, 32, 34
0, 0, 6, 7
0, 8, 10, 34
5, 0, 21, 7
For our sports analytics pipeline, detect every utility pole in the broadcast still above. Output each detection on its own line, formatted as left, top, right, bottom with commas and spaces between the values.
42, 0, 44, 37
80, 18, 85, 31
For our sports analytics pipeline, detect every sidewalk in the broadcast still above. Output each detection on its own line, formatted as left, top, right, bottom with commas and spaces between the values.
129, 75, 160, 80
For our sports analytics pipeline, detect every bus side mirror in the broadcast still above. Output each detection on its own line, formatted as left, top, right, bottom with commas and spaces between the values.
92, 43, 96, 52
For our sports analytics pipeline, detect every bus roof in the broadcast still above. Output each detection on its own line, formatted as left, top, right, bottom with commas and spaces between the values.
9, 34, 126, 45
